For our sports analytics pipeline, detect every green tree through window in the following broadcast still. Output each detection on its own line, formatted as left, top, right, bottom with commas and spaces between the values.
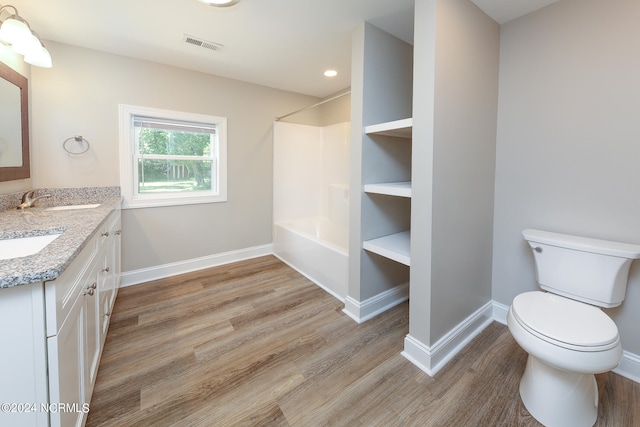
137, 128, 213, 192
119, 104, 227, 209
133, 115, 219, 194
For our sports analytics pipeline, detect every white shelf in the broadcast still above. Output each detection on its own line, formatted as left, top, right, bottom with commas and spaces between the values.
364, 182, 411, 198
363, 231, 410, 266
364, 118, 413, 138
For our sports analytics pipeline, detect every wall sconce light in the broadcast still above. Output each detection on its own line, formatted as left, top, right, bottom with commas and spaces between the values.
0, 4, 52, 67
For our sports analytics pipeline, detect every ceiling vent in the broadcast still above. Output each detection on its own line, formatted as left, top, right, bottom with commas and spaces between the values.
183, 34, 224, 52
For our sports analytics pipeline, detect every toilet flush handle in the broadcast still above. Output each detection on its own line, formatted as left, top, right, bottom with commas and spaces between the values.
533, 246, 542, 253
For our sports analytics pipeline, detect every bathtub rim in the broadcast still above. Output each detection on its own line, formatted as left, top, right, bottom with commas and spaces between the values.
273, 217, 348, 256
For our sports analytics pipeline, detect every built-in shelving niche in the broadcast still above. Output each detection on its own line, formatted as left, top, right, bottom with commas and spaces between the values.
362, 118, 413, 266
364, 118, 413, 138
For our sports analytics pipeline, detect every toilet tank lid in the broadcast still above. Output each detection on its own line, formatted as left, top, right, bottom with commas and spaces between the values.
522, 229, 640, 259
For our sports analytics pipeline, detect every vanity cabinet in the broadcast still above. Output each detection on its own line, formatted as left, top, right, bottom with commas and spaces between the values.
0, 208, 121, 427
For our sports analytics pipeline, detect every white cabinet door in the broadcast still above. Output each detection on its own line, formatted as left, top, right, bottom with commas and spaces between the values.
83, 271, 102, 405
47, 293, 85, 427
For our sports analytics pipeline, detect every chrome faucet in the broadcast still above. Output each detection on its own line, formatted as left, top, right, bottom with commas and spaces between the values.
17, 190, 52, 209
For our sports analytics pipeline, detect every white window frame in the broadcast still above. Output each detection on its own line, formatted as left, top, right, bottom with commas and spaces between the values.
119, 104, 227, 209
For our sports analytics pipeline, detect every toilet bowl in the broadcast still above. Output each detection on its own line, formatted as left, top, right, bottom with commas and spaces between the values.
509, 291, 621, 373
507, 229, 640, 427
507, 291, 622, 427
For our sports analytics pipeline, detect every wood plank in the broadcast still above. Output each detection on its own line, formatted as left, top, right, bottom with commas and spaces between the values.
87, 256, 640, 426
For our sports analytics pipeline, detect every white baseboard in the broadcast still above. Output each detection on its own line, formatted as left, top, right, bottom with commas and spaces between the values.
342, 283, 409, 324
492, 300, 509, 325
120, 244, 273, 287
614, 351, 640, 383
402, 301, 494, 376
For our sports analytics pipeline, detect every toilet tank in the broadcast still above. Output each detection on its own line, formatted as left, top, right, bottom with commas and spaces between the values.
522, 229, 640, 308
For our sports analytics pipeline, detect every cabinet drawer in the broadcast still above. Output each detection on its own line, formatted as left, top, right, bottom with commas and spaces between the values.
44, 234, 98, 337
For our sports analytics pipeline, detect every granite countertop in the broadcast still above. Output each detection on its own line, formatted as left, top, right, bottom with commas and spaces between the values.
0, 187, 122, 289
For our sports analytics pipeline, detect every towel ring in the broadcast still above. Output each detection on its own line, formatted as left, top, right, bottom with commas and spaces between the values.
63, 135, 90, 155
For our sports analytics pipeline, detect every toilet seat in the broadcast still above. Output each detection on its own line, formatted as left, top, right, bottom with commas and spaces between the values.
511, 291, 619, 352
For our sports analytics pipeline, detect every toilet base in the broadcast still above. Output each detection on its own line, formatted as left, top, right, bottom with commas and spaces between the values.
520, 355, 597, 427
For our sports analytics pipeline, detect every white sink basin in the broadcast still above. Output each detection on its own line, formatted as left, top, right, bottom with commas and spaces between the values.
0, 233, 62, 260
46, 203, 101, 211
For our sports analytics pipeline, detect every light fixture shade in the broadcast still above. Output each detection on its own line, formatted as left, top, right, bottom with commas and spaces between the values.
198, 0, 240, 7
25, 44, 52, 68
0, 15, 32, 45
0, 7, 52, 67
11, 31, 41, 56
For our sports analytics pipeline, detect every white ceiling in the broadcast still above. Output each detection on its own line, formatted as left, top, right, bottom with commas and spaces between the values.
4, 0, 559, 98
470, 0, 560, 24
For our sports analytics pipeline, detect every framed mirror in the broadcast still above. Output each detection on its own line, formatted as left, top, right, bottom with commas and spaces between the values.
0, 60, 29, 181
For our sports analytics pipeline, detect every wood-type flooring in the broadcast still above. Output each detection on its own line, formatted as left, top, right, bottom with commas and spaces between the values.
87, 256, 640, 426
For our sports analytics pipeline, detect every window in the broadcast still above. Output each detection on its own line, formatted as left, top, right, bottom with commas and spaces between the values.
119, 105, 227, 209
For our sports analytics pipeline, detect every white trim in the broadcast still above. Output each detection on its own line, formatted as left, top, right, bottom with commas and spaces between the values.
402, 302, 494, 376
492, 300, 509, 325
614, 351, 640, 383
401, 335, 434, 375
118, 104, 228, 209
342, 283, 409, 323
120, 244, 272, 287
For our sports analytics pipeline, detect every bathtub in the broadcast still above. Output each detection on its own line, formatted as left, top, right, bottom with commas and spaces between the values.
273, 216, 348, 301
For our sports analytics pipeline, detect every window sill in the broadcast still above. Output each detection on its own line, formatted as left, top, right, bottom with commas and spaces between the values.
122, 194, 227, 209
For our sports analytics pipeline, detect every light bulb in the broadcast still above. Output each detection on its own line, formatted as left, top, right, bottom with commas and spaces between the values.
25, 44, 52, 68
0, 15, 32, 46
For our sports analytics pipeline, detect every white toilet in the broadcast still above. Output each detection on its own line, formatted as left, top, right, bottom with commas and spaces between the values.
507, 229, 640, 427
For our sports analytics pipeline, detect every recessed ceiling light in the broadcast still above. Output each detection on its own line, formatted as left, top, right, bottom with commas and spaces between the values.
324, 70, 338, 77
198, 0, 240, 7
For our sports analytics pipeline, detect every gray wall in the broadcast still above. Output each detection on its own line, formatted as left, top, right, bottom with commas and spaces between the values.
429, 0, 499, 342
410, 0, 499, 345
492, 0, 640, 354
409, 0, 437, 343
28, 42, 318, 272
317, 91, 351, 127
278, 90, 350, 127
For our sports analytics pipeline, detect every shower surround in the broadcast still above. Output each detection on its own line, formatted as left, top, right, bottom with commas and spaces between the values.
273, 121, 350, 300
